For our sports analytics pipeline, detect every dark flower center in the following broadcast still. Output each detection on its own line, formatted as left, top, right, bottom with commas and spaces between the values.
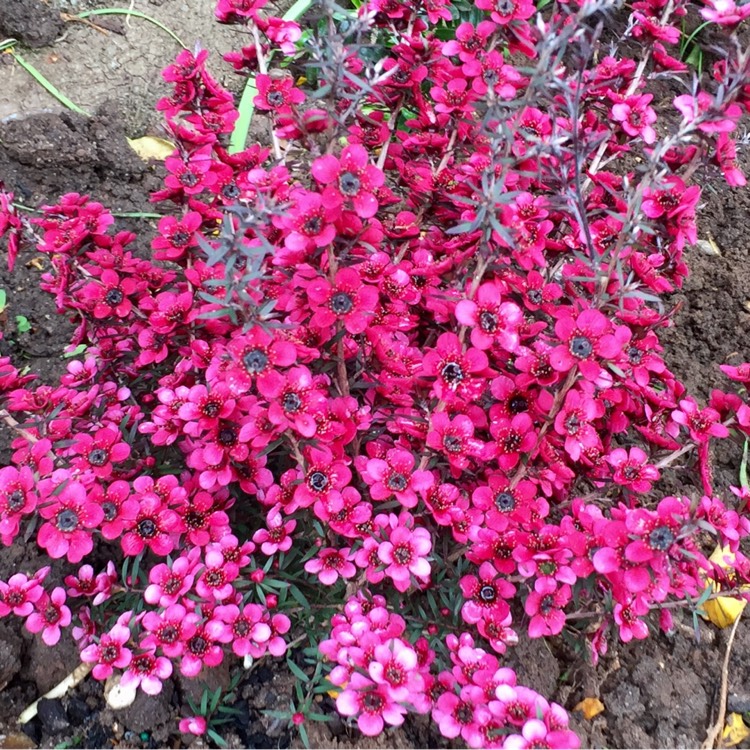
56, 508, 79, 532
163, 575, 182, 595
570, 335, 593, 359
188, 635, 208, 655
623, 464, 640, 480
649, 525, 675, 551
100, 644, 119, 663
160, 625, 178, 643
243, 348, 268, 374
339, 172, 362, 196
137, 518, 158, 539
441, 361, 465, 384
7, 489, 25, 511
508, 394, 528, 414
6, 591, 24, 606
495, 492, 515, 512
235, 619, 250, 637
105, 288, 124, 307
527, 289, 543, 304
479, 584, 497, 603
456, 703, 474, 725
222, 183, 240, 200
45, 605, 61, 623
540, 594, 556, 614
302, 216, 323, 235
204, 570, 224, 587
218, 428, 237, 446
202, 400, 221, 418
309, 471, 329, 492
443, 435, 463, 454
133, 655, 154, 674
565, 414, 581, 435
628, 346, 643, 364
88, 448, 109, 467
393, 544, 412, 565
283, 392, 302, 413
185, 511, 205, 529
179, 171, 199, 187
102, 502, 117, 521
331, 292, 354, 315
387, 473, 408, 491
483, 69, 499, 85
171, 231, 190, 247
363, 692, 384, 712
267, 90, 284, 107
480, 310, 498, 332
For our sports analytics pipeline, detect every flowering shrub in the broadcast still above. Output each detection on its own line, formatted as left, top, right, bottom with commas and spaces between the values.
2, 0, 750, 745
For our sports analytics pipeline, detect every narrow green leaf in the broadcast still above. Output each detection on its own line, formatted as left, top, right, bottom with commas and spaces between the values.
77, 9, 186, 47
12, 52, 90, 116
287, 658, 310, 683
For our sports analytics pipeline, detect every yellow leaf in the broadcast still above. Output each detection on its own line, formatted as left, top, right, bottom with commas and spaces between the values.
574, 697, 605, 720
701, 546, 749, 628
127, 136, 175, 161
704, 596, 746, 629
723, 713, 750, 747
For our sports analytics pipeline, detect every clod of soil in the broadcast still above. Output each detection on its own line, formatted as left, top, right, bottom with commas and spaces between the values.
0, 0, 65, 48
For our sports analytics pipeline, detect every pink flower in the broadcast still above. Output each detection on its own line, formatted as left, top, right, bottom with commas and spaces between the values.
25, 587, 71, 646
378, 518, 432, 592
253, 510, 296, 555
209, 603, 271, 657
336, 673, 407, 736
305, 547, 357, 585
700, 0, 750, 25
422, 332, 490, 403
37, 482, 104, 563
225, 326, 297, 396
120, 649, 173, 695
144, 550, 200, 607
81, 623, 132, 680
120, 495, 181, 557
612, 94, 657, 144
307, 267, 380, 335
524, 580, 571, 638
503, 717, 580, 749
671, 398, 729, 442
274, 189, 338, 254
606, 447, 660, 493
368, 638, 423, 702
254, 74, 305, 111
0, 569, 47, 617
179, 716, 207, 736
72, 427, 131, 478
553, 388, 604, 462
426, 412, 486, 470
455, 282, 523, 352
311, 145, 385, 219
549, 308, 627, 381
359, 449, 433, 508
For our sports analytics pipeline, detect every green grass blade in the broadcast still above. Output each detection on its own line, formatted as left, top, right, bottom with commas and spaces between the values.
228, 0, 314, 154
228, 76, 258, 154
0, 39, 18, 53
11, 53, 90, 116
77, 9, 186, 48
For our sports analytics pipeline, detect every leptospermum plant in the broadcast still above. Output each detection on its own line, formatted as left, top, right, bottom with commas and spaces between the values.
2, 0, 750, 745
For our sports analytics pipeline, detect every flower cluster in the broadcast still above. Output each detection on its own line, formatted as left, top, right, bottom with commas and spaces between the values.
0, 0, 750, 743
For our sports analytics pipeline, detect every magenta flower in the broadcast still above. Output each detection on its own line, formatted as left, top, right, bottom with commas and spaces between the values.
422, 332, 490, 402
38, 482, 104, 563
152, 211, 203, 260
549, 308, 626, 381
378, 519, 432, 592
179, 716, 207, 736
253, 510, 296, 555
180, 621, 224, 677
503, 717, 581, 749
368, 638, 423, 702
336, 673, 407, 736
671, 398, 729, 443
359, 448, 433, 508
426, 412, 486, 470
225, 326, 297, 396
304, 547, 357, 585
0, 569, 47, 617
144, 550, 200, 607
81, 623, 132, 680
311, 145, 385, 219
460, 562, 515, 624
524, 580, 571, 638
606, 447, 660, 493
455, 283, 523, 352
307, 267, 380, 335
194, 548, 240, 601
72, 427, 131, 478
553, 388, 604, 461
254, 74, 305, 111
25, 587, 71, 646
142, 604, 193, 658
612, 94, 657, 144
209, 603, 271, 657
274, 189, 338, 254
120, 649, 173, 695
120, 495, 181, 557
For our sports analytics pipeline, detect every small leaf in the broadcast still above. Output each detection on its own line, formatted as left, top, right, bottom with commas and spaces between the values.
723, 713, 750, 747
127, 136, 176, 161
574, 697, 605, 720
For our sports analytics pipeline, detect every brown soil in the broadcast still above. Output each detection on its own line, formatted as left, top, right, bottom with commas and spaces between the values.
1, 1, 750, 749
